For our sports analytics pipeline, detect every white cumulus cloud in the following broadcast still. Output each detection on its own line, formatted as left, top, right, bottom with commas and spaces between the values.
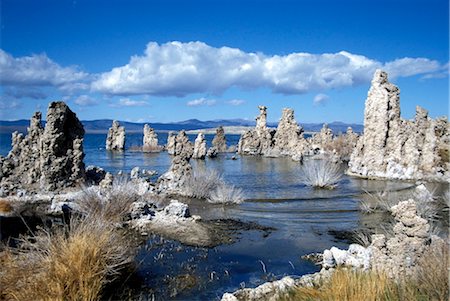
91, 41, 446, 97
313, 93, 330, 105
313, 93, 330, 106
110, 98, 150, 107
186, 97, 217, 107
0, 49, 88, 91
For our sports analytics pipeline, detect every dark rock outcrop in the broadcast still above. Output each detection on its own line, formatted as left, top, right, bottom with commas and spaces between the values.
0, 101, 86, 194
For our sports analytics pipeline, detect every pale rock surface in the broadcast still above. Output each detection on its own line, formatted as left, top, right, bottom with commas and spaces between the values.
157, 137, 193, 193
349, 70, 448, 180
0, 101, 86, 193
166, 132, 176, 155
106, 120, 125, 151
192, 132, 207, 159
310, 123, 333, 153
320, 199, 439, 279
164, 199, 190, 218
212, 126, 227, 152
221, 276, 296, 301
271, 108, 305, 156
99, 172, 113, 188
143, 124, 161, 152
238, 106, 274, 155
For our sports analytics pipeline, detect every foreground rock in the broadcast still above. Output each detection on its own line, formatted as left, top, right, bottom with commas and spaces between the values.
106, 120, 125, 151
143, 124, 162, 152
0, 101, 85, 194
349, 70, 449, 181
221, 197, 444, 300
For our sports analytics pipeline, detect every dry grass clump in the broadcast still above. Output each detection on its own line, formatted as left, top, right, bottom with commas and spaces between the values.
286, 242, 449, 301
184, 169, 222, 199
299, 159, 342, 189
184, 169, 244, 204
208, 183, 244, 204
359, 190, 394, 214
287, 268, 392, 301
0, 217, 133, 301
0, 199, 13, 214
76, 177, 140, 222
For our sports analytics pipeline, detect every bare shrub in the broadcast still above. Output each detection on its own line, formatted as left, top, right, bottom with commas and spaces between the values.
0, 217, 133, 301
183, 169, 223, 199
299, 159, 342, 189
359, 190, 394, 213
76, 176, 140, 222
208, 183, 244, 204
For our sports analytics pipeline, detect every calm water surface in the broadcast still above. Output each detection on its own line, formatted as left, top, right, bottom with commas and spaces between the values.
0, 133, 423, 300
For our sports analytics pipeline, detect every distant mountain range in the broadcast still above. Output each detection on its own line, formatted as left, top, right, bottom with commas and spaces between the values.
0, 118, 363, 134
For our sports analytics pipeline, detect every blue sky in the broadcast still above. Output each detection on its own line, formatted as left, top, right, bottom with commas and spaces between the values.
0, 0, 448, 123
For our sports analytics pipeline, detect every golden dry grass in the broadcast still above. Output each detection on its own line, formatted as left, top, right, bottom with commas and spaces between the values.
285, 242, 449, 301
0, 217, 133, 301
0, 200, 13, 214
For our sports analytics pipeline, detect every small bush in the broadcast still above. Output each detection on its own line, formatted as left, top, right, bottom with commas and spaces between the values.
208, 183, 244, 204
183, 169, 222, 199
76, 177, 139, 222
0, 217, 133, 301
299, 159, 342, 189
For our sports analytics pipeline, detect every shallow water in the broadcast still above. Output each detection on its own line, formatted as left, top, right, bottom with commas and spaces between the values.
1, 133, 445, 300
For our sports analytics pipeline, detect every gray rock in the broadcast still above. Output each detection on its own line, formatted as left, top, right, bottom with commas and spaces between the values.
143, 124, 161, 152
0, 101, 86, 193
349, 70, 448, 181
164, 200, 190, 218
106, 120, 125, 151
192, 132, 207, 159
238, 106, 275, 155
130, 167, 140, 179
166, 131, 176, 155
212, 126, 227, 152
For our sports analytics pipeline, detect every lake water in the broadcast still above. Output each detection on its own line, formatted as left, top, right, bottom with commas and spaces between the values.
0, 132, 431, 300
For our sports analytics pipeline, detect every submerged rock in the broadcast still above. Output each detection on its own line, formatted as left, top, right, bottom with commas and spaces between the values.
212, 126, 227, 152
0, 101, 86, 193
106, 120, 125, 151
192, 133, 207, 159
349, 70, 449, 181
